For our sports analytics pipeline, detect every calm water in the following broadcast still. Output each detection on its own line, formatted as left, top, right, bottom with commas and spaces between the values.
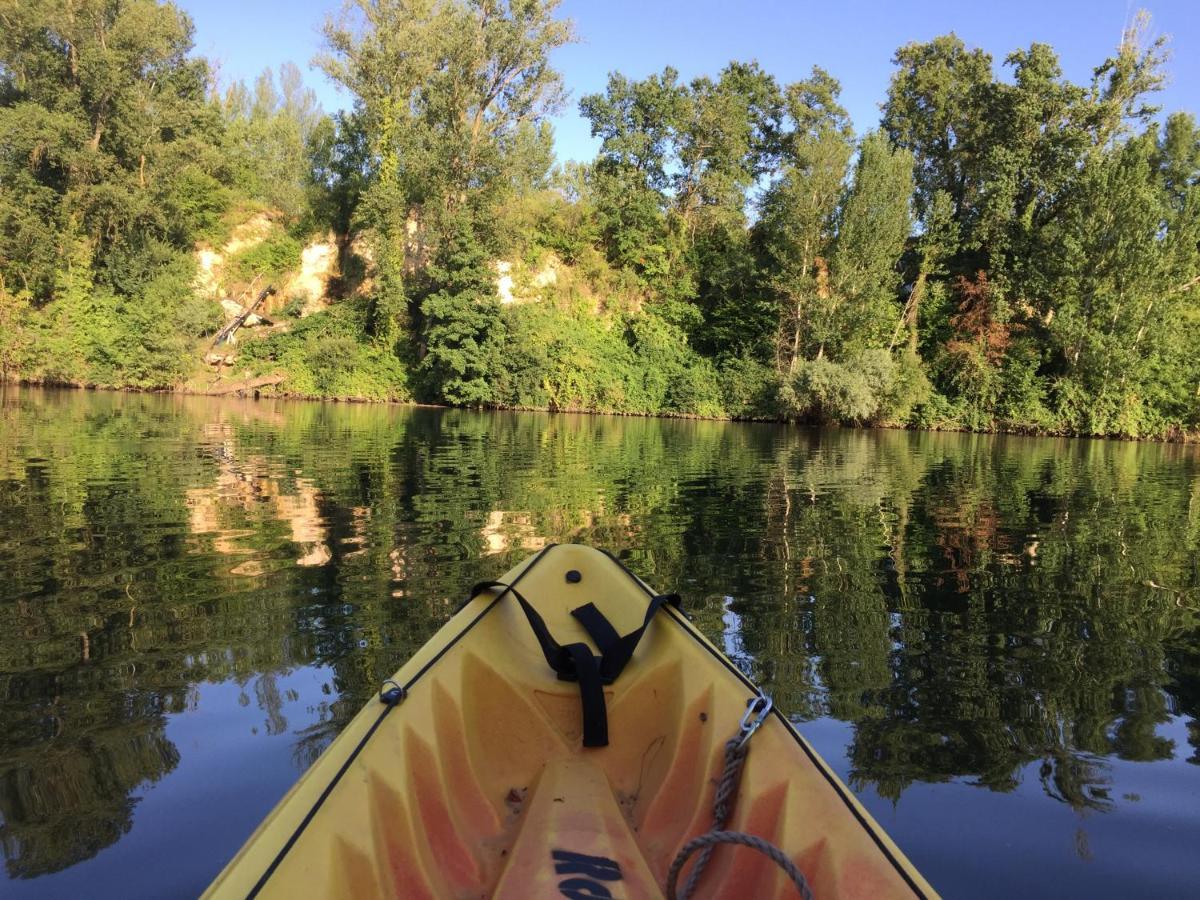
1, 386, 1198, 897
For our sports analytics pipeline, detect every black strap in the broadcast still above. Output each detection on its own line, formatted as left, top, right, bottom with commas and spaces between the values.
563, 642, 608, 748
572, 593, 681, 683
465, 581, 678, 748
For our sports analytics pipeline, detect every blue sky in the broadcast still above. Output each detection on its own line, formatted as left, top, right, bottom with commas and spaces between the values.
183, 0, 1200, 162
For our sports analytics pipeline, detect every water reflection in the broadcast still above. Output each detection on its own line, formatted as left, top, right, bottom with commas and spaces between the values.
0, 385, 1198, 896
186, 422, 333, 568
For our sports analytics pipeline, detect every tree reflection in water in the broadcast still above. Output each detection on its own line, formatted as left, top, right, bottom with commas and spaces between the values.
0, 386, 1197, 891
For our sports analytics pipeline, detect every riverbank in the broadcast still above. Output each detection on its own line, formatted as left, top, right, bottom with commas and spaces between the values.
7, 375, 1198, 444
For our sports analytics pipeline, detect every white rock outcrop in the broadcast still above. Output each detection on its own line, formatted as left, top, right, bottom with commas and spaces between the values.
283, 238, 338, 316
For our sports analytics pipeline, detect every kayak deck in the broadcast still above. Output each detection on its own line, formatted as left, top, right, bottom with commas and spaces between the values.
206, 544, 935, 898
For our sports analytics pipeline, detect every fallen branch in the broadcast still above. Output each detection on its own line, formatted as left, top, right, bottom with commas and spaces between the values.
209, 281, 276, 353
203, 374, 286, 396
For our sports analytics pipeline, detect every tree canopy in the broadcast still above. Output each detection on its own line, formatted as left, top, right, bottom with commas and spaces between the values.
1, 2, 1197, 438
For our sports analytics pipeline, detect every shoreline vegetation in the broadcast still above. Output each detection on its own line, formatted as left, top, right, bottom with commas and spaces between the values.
2, 3, 1198, 442
7, 379, 1198, 444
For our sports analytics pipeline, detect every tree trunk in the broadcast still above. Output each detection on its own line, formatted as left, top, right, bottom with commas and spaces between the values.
908, 271, 925, 353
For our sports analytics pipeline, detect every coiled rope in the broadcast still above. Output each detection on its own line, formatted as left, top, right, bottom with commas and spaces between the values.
665, 698, 814, 900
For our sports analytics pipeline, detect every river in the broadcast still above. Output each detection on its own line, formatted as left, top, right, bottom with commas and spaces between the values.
1, 386, 1197, 897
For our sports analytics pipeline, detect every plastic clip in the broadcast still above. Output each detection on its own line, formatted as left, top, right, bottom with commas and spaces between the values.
379, 679, 407, 706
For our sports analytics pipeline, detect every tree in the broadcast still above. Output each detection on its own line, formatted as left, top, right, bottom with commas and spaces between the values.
222, 62, 325, 218
1045, 129, 1200, 435
678, 63, 783, 352
674, 61, 783, 232
881, 34, 993, 226
0, 0, 229, 388
580, 67, 687, 282
318, 0, 575, 369
829, 131, 914, 357
419, 216, 505, 405
0, 277, 32, 380
0, 0, 225, 298
755, 67, 854, 372
319, 0, 575, 233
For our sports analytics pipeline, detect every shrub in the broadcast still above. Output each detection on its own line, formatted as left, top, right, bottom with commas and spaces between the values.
885, 349, 933, 422
792, 357, 877, 422
227, 229, 302, 284
788, 350, 922, 425
718, 355, 781, 419
235, 299, 410, 401
627, 312, 725, 416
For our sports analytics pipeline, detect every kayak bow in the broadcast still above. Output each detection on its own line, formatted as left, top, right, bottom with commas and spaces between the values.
206, 544, 935, 899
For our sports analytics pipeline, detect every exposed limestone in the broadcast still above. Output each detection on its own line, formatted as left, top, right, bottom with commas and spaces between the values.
494, 254, 561, 305
496, 260, 515, 304
195, 249, 223, 299
220, 297, 264, 324
282, 236, 338, 316
224, 212, 274, 256
193, 212, 274, 299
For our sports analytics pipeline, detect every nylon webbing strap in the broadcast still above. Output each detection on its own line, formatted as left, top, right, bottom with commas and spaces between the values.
464, 581, 678, 748
563, 642, 608, 748
572, 592, 681, 682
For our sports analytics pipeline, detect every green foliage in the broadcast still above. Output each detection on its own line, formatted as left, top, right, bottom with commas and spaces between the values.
221, 63, 325, 219
226, 229, 303, 285
495, 302, 642, 411
23, 239, 216, 389
1, 2, 1198, 439
887, 349, 933, 422
280, 296, 307, 319
788, 354, 889, 424
318, 0, 576, 242
492, 301, 725, 416
235, 300, 410, 400
0, 282, 35, 379
418, 219, 505, 406
718, 355, 781, 419
626, 313, 724, 416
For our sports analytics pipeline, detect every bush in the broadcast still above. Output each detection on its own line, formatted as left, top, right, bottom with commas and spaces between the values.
493, 301, 726, 416
227, 229, 302, 284
788, 350, 922, 425
792, 357, 878, 422
165, 166, 231, 245
26, 243, 213, 389
280, 295, 307, 319
235, 299, 410, 401
718, 355, 781, 419
627, 312, 725, 416
885, 350, 933, 422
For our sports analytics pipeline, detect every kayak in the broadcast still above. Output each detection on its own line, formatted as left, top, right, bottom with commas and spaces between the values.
205, 544, 935, 899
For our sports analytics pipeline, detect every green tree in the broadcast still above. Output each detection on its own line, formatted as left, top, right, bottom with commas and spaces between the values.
755, 67, 854, 373
222, 62, 325, 218
1045, 129, 1200, 435
881, 33, 993, 227
0, 0, 228, 388
828, 131, 914, 358
319, 0, 574, 230
318, 0, 575, 367
580, 67, 687, 285
419, 217, 505, 405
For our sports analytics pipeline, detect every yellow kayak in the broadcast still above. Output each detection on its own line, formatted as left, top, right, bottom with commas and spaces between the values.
206, 544, 935, 898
